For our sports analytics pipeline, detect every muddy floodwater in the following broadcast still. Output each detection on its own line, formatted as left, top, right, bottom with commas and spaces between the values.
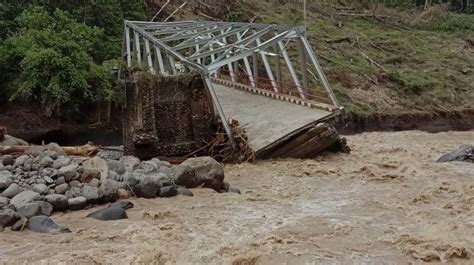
1, 131, 473, 264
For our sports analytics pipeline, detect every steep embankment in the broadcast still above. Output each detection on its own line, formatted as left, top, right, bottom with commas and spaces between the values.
234, 1, 473, 129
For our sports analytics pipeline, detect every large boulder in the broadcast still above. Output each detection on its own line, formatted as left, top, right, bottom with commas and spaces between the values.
68, 196, 87, 211
437, 145, 474, 163
44, 194, 68, 211
134, 175, 161, 198
100, 179, 121, 202
17, 202, 43, 218
81, 186, 101, 203
34, 201, 53, 216
83, 157, 108, 183
10, 190, 41, 209
175, 157, 225, 191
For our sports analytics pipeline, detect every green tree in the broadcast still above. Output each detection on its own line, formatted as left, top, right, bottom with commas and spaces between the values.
1, 6, 111, 116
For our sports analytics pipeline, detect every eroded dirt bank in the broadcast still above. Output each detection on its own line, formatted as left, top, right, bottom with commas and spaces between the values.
1, 131, 473, 264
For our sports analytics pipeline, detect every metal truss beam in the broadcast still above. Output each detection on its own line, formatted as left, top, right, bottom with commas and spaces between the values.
123, 20, 342, 143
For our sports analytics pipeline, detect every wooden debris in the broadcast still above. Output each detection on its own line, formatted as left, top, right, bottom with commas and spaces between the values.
159, 118, 256, 164
361, 52, 387, 72
258, 122, 350, 159
0, 143, 98, 157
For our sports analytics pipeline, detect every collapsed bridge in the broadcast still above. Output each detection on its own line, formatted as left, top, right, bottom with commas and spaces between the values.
123, 20, 345, 159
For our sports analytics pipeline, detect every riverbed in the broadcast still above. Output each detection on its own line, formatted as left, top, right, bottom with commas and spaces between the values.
1, 130, 473, 264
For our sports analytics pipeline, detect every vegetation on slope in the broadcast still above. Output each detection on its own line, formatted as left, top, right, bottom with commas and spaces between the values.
236, 1, 473, 116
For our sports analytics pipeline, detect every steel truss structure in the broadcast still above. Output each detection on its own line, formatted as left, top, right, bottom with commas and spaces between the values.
123, 20, 342, 140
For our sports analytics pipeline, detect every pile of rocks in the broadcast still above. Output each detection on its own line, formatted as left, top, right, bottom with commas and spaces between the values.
0, 143, 239, 232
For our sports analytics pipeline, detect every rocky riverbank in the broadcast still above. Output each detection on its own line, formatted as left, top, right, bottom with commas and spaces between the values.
0, 143, 238, 232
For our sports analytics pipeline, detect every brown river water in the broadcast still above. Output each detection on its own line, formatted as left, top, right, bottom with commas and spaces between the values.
1, 130, 473, 264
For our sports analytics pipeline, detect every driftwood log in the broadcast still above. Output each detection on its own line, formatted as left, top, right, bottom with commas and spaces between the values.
0, 143, 98, 157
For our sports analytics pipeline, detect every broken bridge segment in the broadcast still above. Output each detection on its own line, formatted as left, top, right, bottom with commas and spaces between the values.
123, 20, 344, 158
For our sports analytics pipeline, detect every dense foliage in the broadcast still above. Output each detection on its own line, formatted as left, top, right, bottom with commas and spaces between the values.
0, 1, 147, 117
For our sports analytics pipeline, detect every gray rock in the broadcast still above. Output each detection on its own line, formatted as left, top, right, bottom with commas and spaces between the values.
152, 158, 172, 168
0, 171, 14, 189
108, 170, 119, 181
71, 156, 87, 165
81, 186, 101, 203
158, 186, 178, 198
139, 161, 157, 173
41, 168, 55, 177
119, 156, 140, 172
106, 160, 126, 175
14, 155, 29, 167
34, 201, 53, 216
44, 194, 68, 211
86, 207, 127, 221
22, 158, 33, 171
28, 216, 71, 234
32, 183, 49, 195
122, 172, 141, 187
35, 178, 46, 185
43, 176, 54, 184
437, 145, 474, 163
100, 179, 120, 202
10, 190, 41, 209
110, 201, 134, 210
134, 175, 161, 198
39, 156, 54, 167
2, 183, 21, 198
86, 178, 100, 188
11, 217, 28, 231
43, 150, 59, 160
17, 202, 43, 218
45, 143, 66, 155
0, 196, 9, 208
1, 155, 14, 166
157, 173, 173, 187
80, 169, 101, 183
55, 183, 69, 194
53, 156, 71, 169
68, 196, 87, 211
83, 157, 108, 183
0, 209, 20, 229
58, 164, 78, 181
64, 190, 76, 199
69, 180, 82, 188
177, 187, 194, 197
55, 176, 66, 185
175, 156, 225, 191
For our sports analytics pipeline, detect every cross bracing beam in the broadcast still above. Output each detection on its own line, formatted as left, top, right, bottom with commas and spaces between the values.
123, 20, 343, 142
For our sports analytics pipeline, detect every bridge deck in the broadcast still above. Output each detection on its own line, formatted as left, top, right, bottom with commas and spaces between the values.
213, 84, 333, 153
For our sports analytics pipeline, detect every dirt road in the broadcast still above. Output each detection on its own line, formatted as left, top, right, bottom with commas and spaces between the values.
1, 131, 473, 264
